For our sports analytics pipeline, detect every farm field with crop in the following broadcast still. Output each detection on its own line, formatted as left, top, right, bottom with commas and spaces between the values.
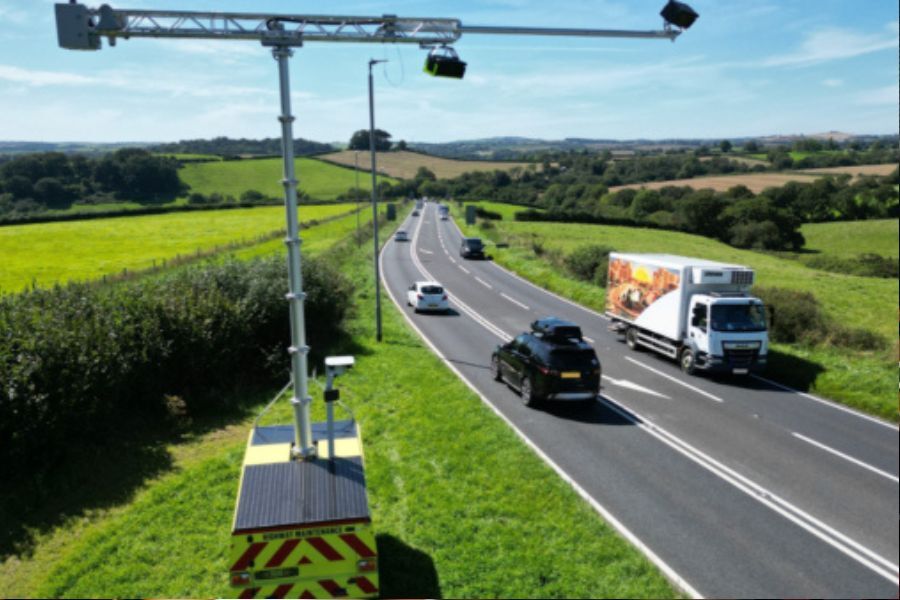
454, 204, 897, 419
798, 164, 898, 177
178, 157, 395, 201
800, 219, 899, 258
318, 150, 534, 179
0, 204, 355, 293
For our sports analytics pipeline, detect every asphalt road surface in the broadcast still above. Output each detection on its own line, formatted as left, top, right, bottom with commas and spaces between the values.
380, 202, 899, 598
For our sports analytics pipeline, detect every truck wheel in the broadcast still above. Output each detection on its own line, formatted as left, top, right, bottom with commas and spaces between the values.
491, 355, 502, 382
521, 377, 539, 408
680, 348, 697, 375
625, 327, 640, 351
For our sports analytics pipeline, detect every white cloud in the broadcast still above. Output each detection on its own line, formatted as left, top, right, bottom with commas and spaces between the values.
822, 78, 843, 87
763, 27, 898, 67
0, 64, 94, 86
855, 84, 899, 107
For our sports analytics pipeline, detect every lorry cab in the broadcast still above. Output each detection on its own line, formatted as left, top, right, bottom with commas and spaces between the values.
685, 294, 768, 375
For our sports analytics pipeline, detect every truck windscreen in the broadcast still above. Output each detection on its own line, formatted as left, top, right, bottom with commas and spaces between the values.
711, 304, 766, 332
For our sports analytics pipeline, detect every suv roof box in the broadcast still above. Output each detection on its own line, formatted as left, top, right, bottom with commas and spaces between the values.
531, 317, 582, 341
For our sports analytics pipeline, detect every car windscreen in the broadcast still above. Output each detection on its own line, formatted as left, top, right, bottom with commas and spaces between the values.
711, 304, 766, 332
420, 286, 443, 295
465, 239, 483, 249
548, 349, 598, 370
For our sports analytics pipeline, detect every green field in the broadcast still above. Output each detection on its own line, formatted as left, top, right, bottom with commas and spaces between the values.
179, 157, 395, 201
800, 219, 899, 258
0, 204, 355, 293
4, 213, 675, 599
456, 202, 897, 420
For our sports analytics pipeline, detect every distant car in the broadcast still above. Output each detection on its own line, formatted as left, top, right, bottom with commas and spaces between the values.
407, 281, 449, 313
412, 210, 420, 217
395, 230, 409, 242
459, 237, 485, 259
491, 317, 601, 407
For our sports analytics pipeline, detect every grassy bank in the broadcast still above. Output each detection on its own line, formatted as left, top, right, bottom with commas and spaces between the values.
4, 214, 676, 598
179, 157, 395, 201
454, 202, 897, 422
0, 204, 353, 293
800, 219, 898, 258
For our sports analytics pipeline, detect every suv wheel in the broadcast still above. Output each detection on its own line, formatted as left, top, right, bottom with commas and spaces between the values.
521, 377, 539, 408
625, 327, 639, 350
680, 348, 696, 375
491, 355, 502, 382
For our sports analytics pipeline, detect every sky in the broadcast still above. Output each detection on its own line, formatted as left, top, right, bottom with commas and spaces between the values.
0, 0, 897, 144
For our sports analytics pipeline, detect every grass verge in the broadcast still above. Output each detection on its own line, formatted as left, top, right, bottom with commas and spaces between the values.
5, 212, 677, 599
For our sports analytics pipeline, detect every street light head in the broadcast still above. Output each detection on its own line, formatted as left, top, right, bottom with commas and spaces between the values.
55, 2, 101, 50
424, 46, 466, 79
660, 0, 698, 30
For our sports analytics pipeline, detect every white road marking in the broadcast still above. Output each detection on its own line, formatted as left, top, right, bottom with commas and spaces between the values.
448, 257, 456, 264
792, 432, 899, 483
624, 356, 724, 403
584, 335, 595, 343
599, 395, 899, 584
603, 376, 670, 399
753, 375, 898, 431
500, 292, 530, 310
419, 249, 433, 255
475, 276, 493, 289
459, 265, 470, 274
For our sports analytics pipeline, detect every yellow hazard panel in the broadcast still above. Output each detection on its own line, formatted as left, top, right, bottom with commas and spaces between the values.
230, 522, 379, 599
315, 437, 362, 459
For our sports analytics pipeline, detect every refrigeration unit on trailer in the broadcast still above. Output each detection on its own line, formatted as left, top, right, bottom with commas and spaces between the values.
606, 253, 769, 375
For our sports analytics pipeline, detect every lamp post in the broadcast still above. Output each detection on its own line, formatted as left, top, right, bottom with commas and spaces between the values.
354, 150, 360, 246
368, 58, 387, 342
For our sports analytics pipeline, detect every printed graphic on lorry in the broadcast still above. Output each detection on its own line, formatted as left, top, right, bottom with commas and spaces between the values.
607, 258, 680, 320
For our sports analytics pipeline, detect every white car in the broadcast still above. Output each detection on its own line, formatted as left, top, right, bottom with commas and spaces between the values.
407, 281, 449, 313
395, 230, 409, 242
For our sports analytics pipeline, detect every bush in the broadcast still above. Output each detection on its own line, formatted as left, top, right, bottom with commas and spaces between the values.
0, 255, 352, 478
475, 207, 502, 220
753, 286, 827, 344
803, 253, 899, 279
564, 244, 613, 285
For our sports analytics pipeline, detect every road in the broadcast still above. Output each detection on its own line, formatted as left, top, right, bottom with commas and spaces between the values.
380, 202, 899, 598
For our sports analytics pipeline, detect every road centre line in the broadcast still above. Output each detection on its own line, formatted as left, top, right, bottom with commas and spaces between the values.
379, 220, 701, 599
624, 356, 724, 403
459, 265, 470, 274
500, 292, 530, 311
753, 375, 898, 431
598, 395, 899, 584
584, 335, 595, 343
792, 432, 899, 483
420, 249, 433, 255
475, 276, 493, 289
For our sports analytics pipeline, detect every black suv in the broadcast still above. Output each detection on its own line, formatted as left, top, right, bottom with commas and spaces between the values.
491, 318, 601, 407
459, 237, 485, 259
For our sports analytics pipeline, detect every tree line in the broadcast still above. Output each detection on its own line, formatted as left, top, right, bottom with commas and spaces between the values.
0, 149, 182, 219
150, 136, 334, 157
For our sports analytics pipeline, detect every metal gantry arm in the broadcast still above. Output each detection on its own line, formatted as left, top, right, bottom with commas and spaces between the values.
56, 3, 681, 50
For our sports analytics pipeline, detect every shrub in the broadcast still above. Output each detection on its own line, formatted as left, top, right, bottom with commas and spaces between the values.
564, 244, 613, 285
752, 286, 827, 344
0, 255, 352, 478
803, 253, 899, 279
475, 207, 502, 220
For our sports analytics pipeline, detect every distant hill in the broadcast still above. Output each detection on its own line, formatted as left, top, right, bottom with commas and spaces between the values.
0, 141, 144, 156
150, 136, 335, 157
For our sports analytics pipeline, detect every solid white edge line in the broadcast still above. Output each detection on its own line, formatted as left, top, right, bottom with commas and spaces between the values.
475, 276, 493, 289
792, 432, 899, 483
378, 237, 703, 600
624, 356, 724, 403
500, 292, 530, 311
599, 395, 899, 583
752, 374, 898, 431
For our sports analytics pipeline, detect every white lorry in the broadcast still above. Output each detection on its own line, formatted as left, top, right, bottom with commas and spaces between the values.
606, 253, 769, 375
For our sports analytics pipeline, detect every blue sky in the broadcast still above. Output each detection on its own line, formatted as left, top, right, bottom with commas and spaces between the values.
0, 0, 897, 143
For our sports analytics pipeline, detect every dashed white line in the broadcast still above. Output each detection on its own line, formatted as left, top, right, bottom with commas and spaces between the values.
419, 249, 433, 255
459, 265, 470, 274
584, 335, 595, 343
475, 276, 493, 289
448, 257, 456, 264
792, 432, 899, 483
500, 292, 530, 310
624, 356, 724, 403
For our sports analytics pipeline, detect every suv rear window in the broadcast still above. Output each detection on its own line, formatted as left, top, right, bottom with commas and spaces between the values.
549, 349, 598, 370
421, 285, 443, 295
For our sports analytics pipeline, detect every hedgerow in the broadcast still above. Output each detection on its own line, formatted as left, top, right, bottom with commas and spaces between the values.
0, 255, 351, 477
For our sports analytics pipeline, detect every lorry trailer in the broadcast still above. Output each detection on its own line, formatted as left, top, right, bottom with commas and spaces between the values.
606, 253, 768, 375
